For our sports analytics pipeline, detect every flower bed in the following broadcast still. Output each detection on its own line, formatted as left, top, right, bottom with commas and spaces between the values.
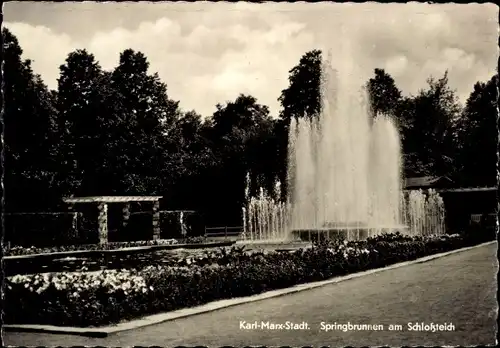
3, 236, 208, 257
5, 243, 241, 276
4, 232, 494, 327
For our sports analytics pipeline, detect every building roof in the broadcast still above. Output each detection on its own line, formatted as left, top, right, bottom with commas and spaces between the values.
436, 187, 497, 193
63, 196, 162, 203
404, 176, 497, 193
404, 176, 453, 189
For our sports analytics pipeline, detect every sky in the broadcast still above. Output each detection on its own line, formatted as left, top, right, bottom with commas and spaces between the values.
4, 2, 498, 118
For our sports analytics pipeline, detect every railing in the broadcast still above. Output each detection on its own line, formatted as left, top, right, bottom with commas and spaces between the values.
204, 226, 244, 240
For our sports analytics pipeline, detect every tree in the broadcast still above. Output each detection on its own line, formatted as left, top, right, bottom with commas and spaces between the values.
276, 50, 323, 199
278, 49, 323, 122
402, 71, 462, 177
171, 110, 215, 175
366, 68, 403, 120
110, 49, 182, 195
56, 49, 119, 196
455, 74, 498, 187
3, 28, 59, 211
202, 94, 274, 225
162, 110, 218, 212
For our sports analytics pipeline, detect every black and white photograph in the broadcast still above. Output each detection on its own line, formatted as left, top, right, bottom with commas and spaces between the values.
1, 1, 498, 347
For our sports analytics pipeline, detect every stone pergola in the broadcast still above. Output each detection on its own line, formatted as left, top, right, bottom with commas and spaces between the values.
63, 196, 162, 244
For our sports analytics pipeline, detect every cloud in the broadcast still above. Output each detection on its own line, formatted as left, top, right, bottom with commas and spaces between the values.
385, 56, 409, 76
4, 2, 497, 117
5, 12, 317, 117
4, 22, 80, 88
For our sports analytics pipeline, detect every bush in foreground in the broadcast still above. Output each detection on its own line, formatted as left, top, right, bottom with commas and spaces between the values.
4, 232, 494, 327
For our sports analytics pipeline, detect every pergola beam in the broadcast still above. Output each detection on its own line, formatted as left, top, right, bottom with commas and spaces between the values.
63, 196, 162, 203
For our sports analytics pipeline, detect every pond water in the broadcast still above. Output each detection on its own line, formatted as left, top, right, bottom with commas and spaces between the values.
5, 243, 311, 276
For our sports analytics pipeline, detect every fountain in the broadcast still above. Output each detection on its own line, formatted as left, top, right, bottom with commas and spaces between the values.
242, 54, 446, 242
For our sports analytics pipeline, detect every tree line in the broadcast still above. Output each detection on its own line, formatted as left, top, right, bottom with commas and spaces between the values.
3, 29, 498, 226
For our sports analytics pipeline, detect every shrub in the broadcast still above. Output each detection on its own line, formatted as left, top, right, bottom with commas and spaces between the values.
179, 236, 207, 245
4, 232, 493, 327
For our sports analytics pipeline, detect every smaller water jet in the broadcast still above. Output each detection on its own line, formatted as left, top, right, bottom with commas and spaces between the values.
403, 189, 446, 237
242, 186, 446, 242
242, 176, 292, 243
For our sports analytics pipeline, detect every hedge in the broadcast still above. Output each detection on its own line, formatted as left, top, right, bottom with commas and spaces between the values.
4, 231, 495, 327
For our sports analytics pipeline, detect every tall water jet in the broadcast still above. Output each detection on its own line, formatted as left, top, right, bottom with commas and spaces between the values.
292, 119, 317, 230
368, 115, 403, 230
287, 55, 405, 240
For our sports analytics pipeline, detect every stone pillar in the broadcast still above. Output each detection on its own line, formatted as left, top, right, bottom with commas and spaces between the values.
180, 211, 187, 237
67, 203, 77, 241
242, 207, 247, 239
152, 200, 160, 240
98, 203, 109, 244
122, 203, 131, 228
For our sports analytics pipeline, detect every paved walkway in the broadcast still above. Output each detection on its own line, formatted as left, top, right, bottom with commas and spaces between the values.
4, 243, 498, 347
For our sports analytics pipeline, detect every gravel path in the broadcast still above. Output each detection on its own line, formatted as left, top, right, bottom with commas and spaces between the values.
4, 242, 497, 347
